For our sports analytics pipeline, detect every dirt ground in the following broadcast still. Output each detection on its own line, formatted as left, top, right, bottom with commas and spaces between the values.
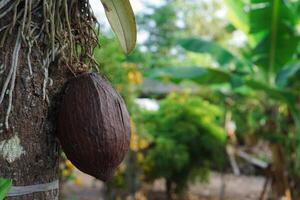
62, 170, 265, 200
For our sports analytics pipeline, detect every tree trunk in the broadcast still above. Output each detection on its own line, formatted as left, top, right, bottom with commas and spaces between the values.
270, 144, 292, 200
166, 179, 173, 200
0, 32, 70, 199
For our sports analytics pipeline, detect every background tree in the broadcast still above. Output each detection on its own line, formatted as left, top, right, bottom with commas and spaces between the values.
136, 0, 181, 68
140, 93, 226, 199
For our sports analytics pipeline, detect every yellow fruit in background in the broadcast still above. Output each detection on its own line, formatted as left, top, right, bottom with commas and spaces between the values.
138, 138, 149, 150
130, 120, 150, 152
74, 177, 82, 185
134, 71, 143, 84
65, 160, 74, 169
128, 71, 135, 83
130, 131, 139, 151
128, 70, 143, 85
62, 169, 71, 177
137, 153, 144, 162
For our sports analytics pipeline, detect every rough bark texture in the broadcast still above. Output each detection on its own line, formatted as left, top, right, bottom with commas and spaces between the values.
0, 33, 70, 199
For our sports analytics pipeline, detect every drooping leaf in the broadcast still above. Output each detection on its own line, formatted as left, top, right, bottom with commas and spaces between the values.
178, 38, 233, 65
146, 66, 296, 104
178, 38, 250, 71
100, 0, 137, 54
147, 66, 230, 85
0, 178, 12, 200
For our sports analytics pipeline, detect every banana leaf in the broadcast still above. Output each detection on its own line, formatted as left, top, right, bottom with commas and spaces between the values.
146, 66, 297, 104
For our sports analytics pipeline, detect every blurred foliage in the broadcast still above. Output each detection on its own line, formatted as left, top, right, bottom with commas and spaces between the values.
139, 93, 226, 193
133, 0, 234, 69
0, 177, 11, 200
93, 35, 144, 109
175, 0, 232, 43
136, 0, 300, 198
93, 36, 128, 96
137, 0, 179, 68
60, 154, 82, 186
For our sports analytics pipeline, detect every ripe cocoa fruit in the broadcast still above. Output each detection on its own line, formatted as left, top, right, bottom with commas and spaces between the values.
57, 72, 131, 181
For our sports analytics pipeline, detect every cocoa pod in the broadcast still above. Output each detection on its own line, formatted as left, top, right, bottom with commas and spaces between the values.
57, 72, 131, 181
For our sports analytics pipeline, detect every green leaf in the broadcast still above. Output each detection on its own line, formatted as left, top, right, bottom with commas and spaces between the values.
100, 0, 137, 54
250, 0, 300, 77
224, 0, 249, 34
0, 178, 12, 200
244, 79, 295, 104
178, 38, 251, 72
147, 66, 297, 104
178, 38, 235, 66
223, 0, 258, 46
276, 62, 300, 89
147, 66, 230, 85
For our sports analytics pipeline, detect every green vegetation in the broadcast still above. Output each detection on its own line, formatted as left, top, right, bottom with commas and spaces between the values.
140, 93, 226, 197
0, 178, 12, 200
99, 0, 300, 199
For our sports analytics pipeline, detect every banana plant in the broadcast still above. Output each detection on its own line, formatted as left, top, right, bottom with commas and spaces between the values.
100, 0, 137, 54
147, 0, 300, 181
0, 178, 12, 200
159, 0, 299, 121
249, 0, 299, 83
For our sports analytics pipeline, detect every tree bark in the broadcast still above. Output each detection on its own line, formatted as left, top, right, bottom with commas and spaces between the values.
0, 33, 70, 199
166, 179, 173, 200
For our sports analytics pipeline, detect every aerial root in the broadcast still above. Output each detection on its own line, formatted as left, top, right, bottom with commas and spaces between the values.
0, 0, 99, 129
5, 29, 21, 129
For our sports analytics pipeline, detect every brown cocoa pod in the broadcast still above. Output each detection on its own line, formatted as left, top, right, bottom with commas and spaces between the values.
57, 72, 131, 181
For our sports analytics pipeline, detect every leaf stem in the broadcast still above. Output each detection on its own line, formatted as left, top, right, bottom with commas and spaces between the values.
269, 0, 280, 85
